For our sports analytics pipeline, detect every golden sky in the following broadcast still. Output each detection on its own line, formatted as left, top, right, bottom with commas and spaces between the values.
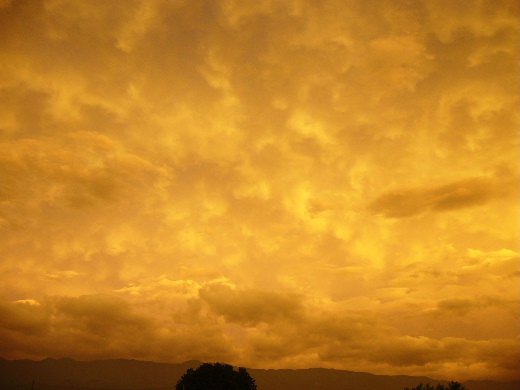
0, 0, 519, 382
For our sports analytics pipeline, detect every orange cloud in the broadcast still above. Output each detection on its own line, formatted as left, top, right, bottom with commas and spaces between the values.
199, 284, 304, 326
369, 175, 518, 218
0, 0, 518, 382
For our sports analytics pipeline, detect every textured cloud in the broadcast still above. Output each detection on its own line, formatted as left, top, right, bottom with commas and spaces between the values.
369, 174, 519, 218
199, 284, 304, 326
0, 0, 518, 382
0, 294, 237, 363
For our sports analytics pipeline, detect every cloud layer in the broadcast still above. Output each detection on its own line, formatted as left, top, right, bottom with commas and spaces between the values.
0, 0, 518, 382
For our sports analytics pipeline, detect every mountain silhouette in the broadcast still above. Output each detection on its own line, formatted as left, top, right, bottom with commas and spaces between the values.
0, 358, 518, 390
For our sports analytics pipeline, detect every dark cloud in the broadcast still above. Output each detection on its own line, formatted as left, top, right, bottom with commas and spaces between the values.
368, 175, 518, 218
53, 295, 153, 335
435, 298, 477, 316
199, 284, 304, 326
0, 294, 237, 363
0, 301, 50, 335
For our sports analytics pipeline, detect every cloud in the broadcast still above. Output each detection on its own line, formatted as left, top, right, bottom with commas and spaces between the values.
0, 294, 237, 363
0, 0, 518, 382
45, 270, 82, 280
199, 284, 304, 326
435, 298, 479, 316
368, 174, 518, 218
0, 300, 50, 335
53, 295, 152, 335
114, 275, 206, 299
0, 133, 166, 212
0, 290, 518, 381
14, 299, 41, 306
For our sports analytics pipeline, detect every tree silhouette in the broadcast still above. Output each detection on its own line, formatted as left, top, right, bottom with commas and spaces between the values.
176, 363, 257, 390
445, 382, 466, 390
404, 382, 466, 390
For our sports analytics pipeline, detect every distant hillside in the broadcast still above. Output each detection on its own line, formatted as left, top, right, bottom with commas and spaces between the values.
249, 367, 445, 390
0, 358, 518, 390
0, 358, 201, 389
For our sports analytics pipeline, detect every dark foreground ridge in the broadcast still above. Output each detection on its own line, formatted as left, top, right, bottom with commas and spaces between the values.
0, 358, 518, 390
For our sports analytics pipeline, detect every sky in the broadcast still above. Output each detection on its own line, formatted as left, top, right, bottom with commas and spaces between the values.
0, 0, 519, 383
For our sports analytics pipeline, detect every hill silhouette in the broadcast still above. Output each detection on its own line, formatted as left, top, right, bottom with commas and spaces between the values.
0, 358, 518, 390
